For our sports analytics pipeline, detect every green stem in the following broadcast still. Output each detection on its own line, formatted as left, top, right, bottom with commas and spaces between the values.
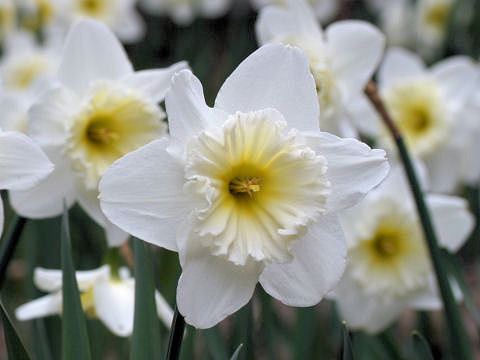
165, 306, 186, 360
0, 216, 27, 289
365, 82, 472, 360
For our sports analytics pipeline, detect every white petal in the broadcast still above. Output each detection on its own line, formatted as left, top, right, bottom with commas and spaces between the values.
112, 10, 146, 44
93, 279, 135, 337
407, 275, 442, 310
347, 94, 381, 138
259, 213, 346, 306
9, 147, 76, 219
304, 132, 390, 211
177, 250, 261, 329
0, 131, 54, 191
57, 19, 133, 95
28, 86, 77, 148
334, 277, 406, 334
104, 222, 129, 247
378, 47, 426, 89
427, 194, 474, 252
121, 61, 189, 103
255, 0, 323, 46
155, 291, 174, 328
99, 138, 189, 252
430, 56, 478, 109
200, 0, 231, 18
165, 70, 228, 158
34, 265, 109, 292
214, 43, 319, 132
326, 20, 385, 100
424, 143, 462, 193
15, 293, 62, 321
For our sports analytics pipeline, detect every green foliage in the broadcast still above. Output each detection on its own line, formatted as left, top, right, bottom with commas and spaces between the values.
412, 331, 434, 360
0, 299, 31, 359
61, 203, 92, 360
341, 322, 354, 360
131, 238, 161, 359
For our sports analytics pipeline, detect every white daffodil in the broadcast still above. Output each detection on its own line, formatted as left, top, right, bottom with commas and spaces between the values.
0, 130, 54, 235
99, 43, 390, 329
331, 165, 473, 334
9, 19, 188, 247
15, 265, 174, 337
57, 0, 146, 43
15, 0, 60, 33
353, 47, 478, 193
255, 0, 385, 137
251, 0, 339, 23
367, 0, 458, 60
139, 0, 231, 26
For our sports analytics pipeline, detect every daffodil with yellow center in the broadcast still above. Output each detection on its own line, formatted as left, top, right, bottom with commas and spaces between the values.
15, 265, 174, 337
366, 47, 478, 192
332, 165, 474, 334
75, 0, 113, 19
0, 0, 15, 41
9, 19, 187, 247
66, 81, 165, 189
384, 80, 449, 157
19, 0, 56, 31
99, 43, 389, 328
256, 0, 385, 137
2, 55, 52, 91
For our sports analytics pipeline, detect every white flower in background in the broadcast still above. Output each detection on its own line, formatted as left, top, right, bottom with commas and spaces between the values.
0, 130, 54, 235
16, 0, 60, 33
139, 0, 231, 26
60, 0, 146, 43
353, 47, 478, 193
99, 43, 389, 328
0, 0, 16, 43
9, 19, 188, 247
367, 0, 457, 59
251, 0, 339, 24
331, 165, 473, 334
15, 265, 174, 337
256, 0, 385, 137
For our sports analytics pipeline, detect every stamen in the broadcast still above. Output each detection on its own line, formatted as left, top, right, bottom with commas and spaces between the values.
373, 233, 398, 258
86, 120, 119, 145
229, 176, 263, 198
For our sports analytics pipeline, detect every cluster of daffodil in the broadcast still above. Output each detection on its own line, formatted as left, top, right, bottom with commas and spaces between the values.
0, 0, 479, 357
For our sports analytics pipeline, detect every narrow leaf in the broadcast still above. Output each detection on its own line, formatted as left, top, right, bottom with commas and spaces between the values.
131, 238, 161, 359
230, 344, 243, 360
0, 299, 31, 359
204, 327, 229, 360
441, 249, 480, 327
412, 331, 434, 360
341, 322, 354, 360
61, 203, 92, 360
0, 216, 27, 288
165, 306, 186, 360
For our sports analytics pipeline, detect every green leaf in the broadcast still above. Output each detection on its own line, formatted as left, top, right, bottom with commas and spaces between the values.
230, 344, 243, 360
0, 216, 27, 288
204, 327, 229, 360
61, 203, 92, 360
131, 238, 161, 359
0, 299, 31, 359
341, 322, 354, 360
412, 331, 434, 360
440, 249, 480, 327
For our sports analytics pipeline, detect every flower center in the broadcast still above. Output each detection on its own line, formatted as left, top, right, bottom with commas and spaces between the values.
424, 1, 451, 30
185, 109, 330, 265
3, 56, 50, 91
76, 0, 111, 18
67, 81, 165, 189
383, 81, 449, 157
86, 118, 120, 145
20, 0, 55, 31
348, 202, 431, 297
80, 287, 97, 317
228, 176, 263, 198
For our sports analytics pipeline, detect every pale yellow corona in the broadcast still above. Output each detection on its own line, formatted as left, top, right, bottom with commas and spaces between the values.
67, 81, 165, 189
384, 80, 449, 157
185, 109, 331, 265
75, 0, 114, 20
2, 56, 51, 91
423, 0, 452, 31
348, 200, 430, 297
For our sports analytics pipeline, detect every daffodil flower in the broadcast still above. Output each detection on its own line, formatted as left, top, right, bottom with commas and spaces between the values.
255, 0, 385, 137
331, 165, 473, 334
353, 47, 478, 193
15, 265, 174, 337
0, 130, 54, 235
139, 0, 231, 26
99, 43, 389, 328
0, 0, 16, 43
9, 19, 188, 247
